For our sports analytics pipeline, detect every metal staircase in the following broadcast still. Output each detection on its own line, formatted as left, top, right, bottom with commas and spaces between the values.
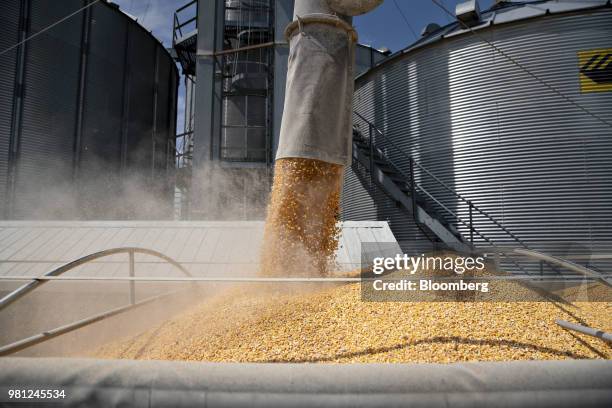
351, 111, 531, 254
352, 130, 469, 253
173, 0, 198, 76
351, 112, 612, 286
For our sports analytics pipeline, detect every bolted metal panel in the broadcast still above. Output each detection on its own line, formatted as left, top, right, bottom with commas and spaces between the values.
13, 0, 84, 219
346, 6, 612, 258
0, 0, 22, 217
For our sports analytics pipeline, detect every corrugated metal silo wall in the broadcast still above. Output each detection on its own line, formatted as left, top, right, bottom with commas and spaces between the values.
126, 27, 156, 170
79, 2, 127, 218
344, 8, 612, 262
14, 0, 83, 219
0, 0, 178, 220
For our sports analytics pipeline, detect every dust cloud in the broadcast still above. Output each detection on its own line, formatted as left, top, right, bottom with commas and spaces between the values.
186, 162, 271, 221
0, 146, 347, 358
6, 145, 173, 220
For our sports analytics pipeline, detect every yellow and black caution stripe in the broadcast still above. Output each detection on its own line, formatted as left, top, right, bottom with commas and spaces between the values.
579, 48, 612, 93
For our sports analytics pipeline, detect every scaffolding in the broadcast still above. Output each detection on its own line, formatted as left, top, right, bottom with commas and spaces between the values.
171, 0, 275, 220
221, 0, 274, 163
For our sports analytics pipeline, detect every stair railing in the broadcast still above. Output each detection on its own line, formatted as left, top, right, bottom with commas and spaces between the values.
173, 0, 198, 44
353, 111, 528, 250
353, 120, 612, 290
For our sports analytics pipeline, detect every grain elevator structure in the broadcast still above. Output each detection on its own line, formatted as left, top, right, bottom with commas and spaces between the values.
172, 0, 388, 220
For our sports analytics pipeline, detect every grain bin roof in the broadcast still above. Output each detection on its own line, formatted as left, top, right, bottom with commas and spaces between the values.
104, 0, 175, 60
358, 0, 610, 80
0, 221, 398, 280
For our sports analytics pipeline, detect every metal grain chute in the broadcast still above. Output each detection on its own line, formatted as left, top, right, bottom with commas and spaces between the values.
275, 0, 383, 165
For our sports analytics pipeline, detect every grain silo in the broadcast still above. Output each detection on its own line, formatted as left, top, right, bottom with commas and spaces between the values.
0, 0, 178, 220
343, 0, 612, 271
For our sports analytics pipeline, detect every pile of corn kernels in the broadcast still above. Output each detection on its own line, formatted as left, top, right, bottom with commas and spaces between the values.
94, 282, 611, 363
94, 156, 611, 363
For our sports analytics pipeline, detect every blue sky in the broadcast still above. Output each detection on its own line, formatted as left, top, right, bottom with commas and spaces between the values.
113, 0, 497, 51
111, 0, 497, 129
355, 0, 495, 51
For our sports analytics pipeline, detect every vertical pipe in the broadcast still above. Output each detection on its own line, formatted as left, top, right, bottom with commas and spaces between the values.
245, 95, 249, 160
369, 124, 374, 185
409, 158, 417, 216
211, 0, 222, 161
469, 201, 474, 245
6, 0, 30, 219
120, 23, 132, 180
73, 2, 93, 184
169, 66, 179, 177
267, 0, 274, 167
409, 158, 433, 244
129, 250, 135, 305
152, 46, 160, 182
151, 141, 156, 180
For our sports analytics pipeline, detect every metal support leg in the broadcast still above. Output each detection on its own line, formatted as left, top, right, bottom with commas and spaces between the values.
129, 250, 135, 305
369, 124, 374, 185
469, 201, 474, 246
409, 159, 416, 214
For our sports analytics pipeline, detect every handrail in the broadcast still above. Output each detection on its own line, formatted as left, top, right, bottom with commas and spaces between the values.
353, 111, 528, 249
0, 275, 603, 283
514, 248, 612, 288
174, 14, 182, 40
355, 112, 481, 210
173, 0, 198, 43
0, 247, 193, 312
351, 114, 612, 300
176, 0, 197, 14
0, 289, 185, 357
